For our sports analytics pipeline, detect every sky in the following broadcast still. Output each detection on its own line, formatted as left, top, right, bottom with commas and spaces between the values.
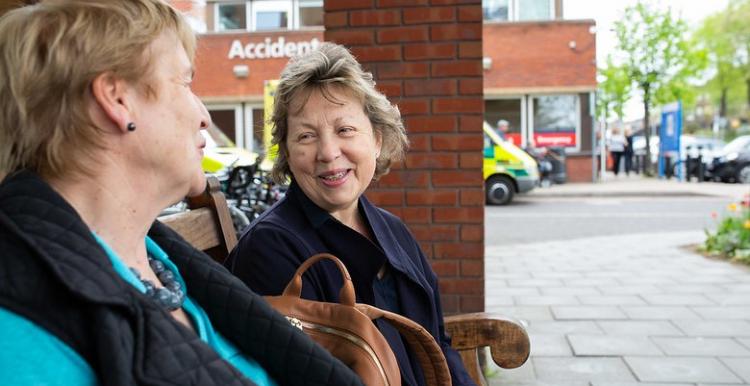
564, 0, 730, 120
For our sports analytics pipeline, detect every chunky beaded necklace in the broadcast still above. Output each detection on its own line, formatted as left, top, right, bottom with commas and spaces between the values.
129, 257, 185, 311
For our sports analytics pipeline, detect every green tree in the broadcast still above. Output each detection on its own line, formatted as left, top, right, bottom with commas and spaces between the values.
693, 6, 743, 122
597, 57, 631, 122
612, 1, 706, 172
725, 0, 750, 114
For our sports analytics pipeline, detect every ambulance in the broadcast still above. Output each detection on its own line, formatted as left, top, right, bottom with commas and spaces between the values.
483, 121, 539, 205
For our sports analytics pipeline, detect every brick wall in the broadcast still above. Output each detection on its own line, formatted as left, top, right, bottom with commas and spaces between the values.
484, 20, 596, 91
325, 0, 485, 314
193, 31, 323, 99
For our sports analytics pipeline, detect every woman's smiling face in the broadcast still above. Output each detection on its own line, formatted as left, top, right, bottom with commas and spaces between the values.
286, 87, 381, 220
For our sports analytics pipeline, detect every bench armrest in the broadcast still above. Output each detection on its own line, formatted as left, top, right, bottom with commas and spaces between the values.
445, 312, 530, 385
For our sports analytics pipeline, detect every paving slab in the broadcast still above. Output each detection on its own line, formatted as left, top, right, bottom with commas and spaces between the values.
578, 295, 647, 306
532, 272, 585, 279
528, 334, 574, 356
596, 321, 683, 336
507, 278, 565, 287
598, 285, 663, 295
540, 286, 601, 296
526, 320, 603, 335
565, 278, 621, 286
722, 284, 750, 292
625, 357, 742, 383
617, 276, 679, 285
673, 320, 750, 337
706, 293, 750, 305
642, 294, 716, 306
489, 381, 588, 386
487, 287, 540, 296
515, 295, 580, 306
487, 359, 535, 382
652, 337, 750, 356
698, 384, 750, 386
486, 229, 750, 385
486, 296, 515, 306
551, 306, 628, 320
621, 306, 702, 320
484, 306, 554, 321
693, 306, 750, 319
591, 383, 692, 386
568, 334, 663, 356
720, 357, 750, 383
661, 284, 727, 294
533, 357, 636, 382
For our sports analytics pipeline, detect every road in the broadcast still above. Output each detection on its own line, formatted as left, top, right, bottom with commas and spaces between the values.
485, 195, 734, 245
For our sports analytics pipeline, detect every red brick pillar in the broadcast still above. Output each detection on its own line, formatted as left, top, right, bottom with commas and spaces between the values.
325, 0, 484, 314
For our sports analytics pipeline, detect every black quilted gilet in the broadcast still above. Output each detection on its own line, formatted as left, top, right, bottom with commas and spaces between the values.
0, 171, 363, 386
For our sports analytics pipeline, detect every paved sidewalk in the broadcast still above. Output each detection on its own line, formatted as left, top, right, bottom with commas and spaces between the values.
485, 231, 750, 386
530, 176, 749, 200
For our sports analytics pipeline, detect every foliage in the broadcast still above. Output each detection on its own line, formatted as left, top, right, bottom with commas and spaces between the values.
692, 1, 748, 123
703, 197, 750, 264
597, 57, 631, 121
610, 1, 706, 171
725, 0, 750, 107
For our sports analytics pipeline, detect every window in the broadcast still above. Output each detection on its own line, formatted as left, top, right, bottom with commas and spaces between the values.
212, 1, 323, 32
531, 95, 579, 148
298, 0, 323, 28
519, 0, 551, 21
485, 98, 523, 146
533, 95, 576, 133
483, 0, 554, 22
483, 0, 509, 22
252, 1, 290, 31
217, 3, 247, 31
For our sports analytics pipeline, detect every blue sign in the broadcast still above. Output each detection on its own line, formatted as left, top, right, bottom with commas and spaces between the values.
658, 101, 682, 178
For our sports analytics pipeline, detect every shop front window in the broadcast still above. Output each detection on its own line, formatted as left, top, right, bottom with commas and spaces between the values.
532, 95, 578, 148
218, 3, 247, 31
483, 0, 509, 22
298, 0, 323, 27
485, 98, 522, 146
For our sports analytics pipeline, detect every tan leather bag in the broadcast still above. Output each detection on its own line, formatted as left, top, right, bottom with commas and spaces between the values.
264, 253, 452, 386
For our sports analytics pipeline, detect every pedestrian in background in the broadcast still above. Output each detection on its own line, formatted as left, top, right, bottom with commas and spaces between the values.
608, 127, 627, 176
624, 126, 635, 175
497, 119, 510, 140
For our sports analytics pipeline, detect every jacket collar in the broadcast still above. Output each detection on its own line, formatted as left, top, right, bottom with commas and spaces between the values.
287, 180, 428, 293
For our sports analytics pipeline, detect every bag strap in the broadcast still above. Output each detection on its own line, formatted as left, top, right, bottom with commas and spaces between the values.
282, 253, 356, 306
357, 304, 452, 386
284, 253, 453, 385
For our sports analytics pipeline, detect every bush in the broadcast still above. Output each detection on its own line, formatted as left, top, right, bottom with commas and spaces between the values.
703, 196, 750, 264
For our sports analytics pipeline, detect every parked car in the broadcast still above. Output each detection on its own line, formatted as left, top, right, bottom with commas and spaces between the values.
201, 123, 260, 174
705, 135, 750, 183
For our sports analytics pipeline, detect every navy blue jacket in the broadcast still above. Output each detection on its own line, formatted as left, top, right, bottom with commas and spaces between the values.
225, 182, 476, 386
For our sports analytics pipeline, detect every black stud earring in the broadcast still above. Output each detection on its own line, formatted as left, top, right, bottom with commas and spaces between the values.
126, 122, 136, 132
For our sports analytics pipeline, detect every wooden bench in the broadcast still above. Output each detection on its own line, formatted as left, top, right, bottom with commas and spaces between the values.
160, 177, 530, 386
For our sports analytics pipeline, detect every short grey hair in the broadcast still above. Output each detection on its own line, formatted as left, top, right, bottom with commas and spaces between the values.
269, 42, 408, 184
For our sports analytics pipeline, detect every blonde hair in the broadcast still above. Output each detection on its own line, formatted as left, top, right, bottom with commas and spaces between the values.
0, 0, 196, 178
270, 42, 408, 184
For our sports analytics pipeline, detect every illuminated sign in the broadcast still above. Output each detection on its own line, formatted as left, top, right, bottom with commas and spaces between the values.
228, 37, 321, 60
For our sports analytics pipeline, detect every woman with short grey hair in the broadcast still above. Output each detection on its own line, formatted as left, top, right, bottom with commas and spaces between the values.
226, 42, 477, 386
